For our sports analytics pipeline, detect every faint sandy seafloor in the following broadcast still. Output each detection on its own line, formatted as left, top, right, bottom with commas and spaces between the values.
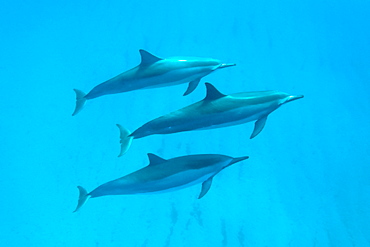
0, 0, 369, 246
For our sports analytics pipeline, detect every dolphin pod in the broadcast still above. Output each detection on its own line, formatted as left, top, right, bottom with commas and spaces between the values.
74, 153, 249, 212
116, 83, 304, 156
72, 50, 235, 116
73, 49, 304, 212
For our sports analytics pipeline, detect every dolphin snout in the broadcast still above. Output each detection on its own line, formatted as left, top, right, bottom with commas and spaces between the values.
230, 156, 249, 165
286, 95, 304, 103
219, 63, 236, 69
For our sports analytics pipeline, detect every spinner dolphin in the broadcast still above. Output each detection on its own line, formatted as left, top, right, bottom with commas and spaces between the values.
72, 50, 235, 115
117, 83, 304, 156
74, 153, 249, 212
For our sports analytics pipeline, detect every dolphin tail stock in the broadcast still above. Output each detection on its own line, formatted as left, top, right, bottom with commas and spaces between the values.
73, 186, 90, 212
72, 89, 87, 116
116, 124, 134, 157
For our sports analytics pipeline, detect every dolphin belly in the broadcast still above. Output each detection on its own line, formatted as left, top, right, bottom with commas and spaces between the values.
130, 172, 215, 195
137, 103, 277, 136
90, 166, 219, 197
85, 67, 215, 99
196, 106, 275, 131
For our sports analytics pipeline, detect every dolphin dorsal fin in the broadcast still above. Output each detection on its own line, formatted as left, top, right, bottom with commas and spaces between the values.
204, 83, 226, 101
147, 153, 166, 166
139, 49, 162, 66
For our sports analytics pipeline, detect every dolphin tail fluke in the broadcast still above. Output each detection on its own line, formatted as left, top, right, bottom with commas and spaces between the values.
73, 186, 90, 212
72, 89, 87, 116
116, 124, 134, 157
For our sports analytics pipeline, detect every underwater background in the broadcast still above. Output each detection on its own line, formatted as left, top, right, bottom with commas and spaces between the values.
1, 0, 369, 246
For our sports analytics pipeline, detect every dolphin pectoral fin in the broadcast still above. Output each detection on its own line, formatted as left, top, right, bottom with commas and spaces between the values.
73, 186, 90, 213
198, 177, 213, 199
116, 124, 133, 157
72, 89, 87, 116
183, 78, 201, 96
250, 116, 268, 139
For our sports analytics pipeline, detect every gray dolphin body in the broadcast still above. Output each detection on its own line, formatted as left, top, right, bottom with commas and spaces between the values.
72, 50, 235, 115
74, 153, 249, 212
117, 83, 304, 156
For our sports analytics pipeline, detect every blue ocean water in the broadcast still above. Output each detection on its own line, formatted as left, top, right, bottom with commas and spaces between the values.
1, 0, 369, 246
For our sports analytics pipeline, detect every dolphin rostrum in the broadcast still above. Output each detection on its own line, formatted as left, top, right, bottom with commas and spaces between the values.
117, 83, 304, 156
72, 50, 235, 115
74, 153, 249, 212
